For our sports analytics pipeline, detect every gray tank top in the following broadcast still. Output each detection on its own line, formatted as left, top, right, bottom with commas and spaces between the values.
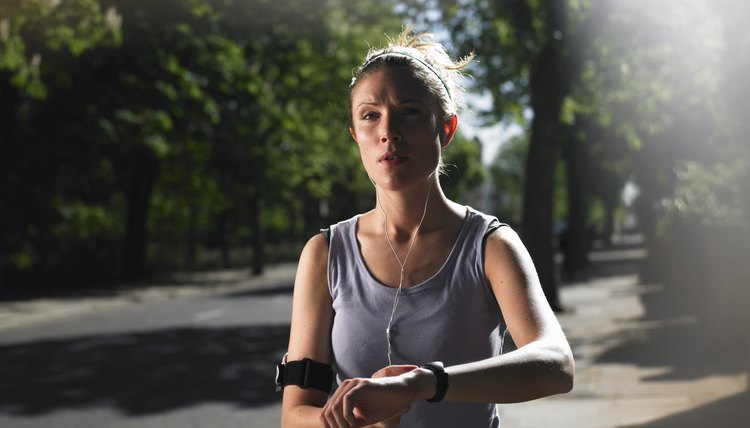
327, 206, 507, 427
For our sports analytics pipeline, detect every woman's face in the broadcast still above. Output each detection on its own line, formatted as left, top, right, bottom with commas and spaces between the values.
349, 66, 455, 191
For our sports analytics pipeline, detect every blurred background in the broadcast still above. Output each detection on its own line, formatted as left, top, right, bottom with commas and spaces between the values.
1, 0, 749, 426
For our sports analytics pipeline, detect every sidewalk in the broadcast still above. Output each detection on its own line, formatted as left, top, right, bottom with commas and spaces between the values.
500, 251, 749, 427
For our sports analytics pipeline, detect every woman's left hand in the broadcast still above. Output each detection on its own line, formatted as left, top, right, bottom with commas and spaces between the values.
320, 365, 418, 428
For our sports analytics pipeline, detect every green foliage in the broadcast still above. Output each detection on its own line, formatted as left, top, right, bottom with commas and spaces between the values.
488, 130, 566, 227
490, 134, 528, 224
0, 0, 122, 281
403, 0, 750, 302
53, 198, 122, 241
0, 0, 406, 285
430, 0, 553, 125
8, 0, 744, 288
441, 134, 486, 203
0, 0, 121, 98
660, 160, 748, 227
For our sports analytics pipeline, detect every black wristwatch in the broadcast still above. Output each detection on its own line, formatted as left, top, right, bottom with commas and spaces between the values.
420, 361, 449, 402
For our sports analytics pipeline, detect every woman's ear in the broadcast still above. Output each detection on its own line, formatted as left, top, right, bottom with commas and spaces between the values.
441, 115, 458, 148
348, 126, 358, 142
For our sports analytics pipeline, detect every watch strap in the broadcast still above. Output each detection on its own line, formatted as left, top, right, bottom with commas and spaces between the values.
420, 361, 449, 402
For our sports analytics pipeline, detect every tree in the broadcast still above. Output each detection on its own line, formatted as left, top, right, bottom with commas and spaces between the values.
0, 0, 406, 287
441, 134, 486, 204
211, 0, 403, 273
489, 134, 528, 226
5, 0, 512, 287
0, 0, 121, 283
420, 0, 600, 310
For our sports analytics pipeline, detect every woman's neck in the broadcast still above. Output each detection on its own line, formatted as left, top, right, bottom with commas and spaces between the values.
373, 180, 459, 239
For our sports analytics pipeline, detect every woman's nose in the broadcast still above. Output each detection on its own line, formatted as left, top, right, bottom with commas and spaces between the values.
379, 115, 402, 144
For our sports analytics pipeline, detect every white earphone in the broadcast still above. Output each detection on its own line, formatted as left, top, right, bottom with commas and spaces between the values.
372, 171, 434, 364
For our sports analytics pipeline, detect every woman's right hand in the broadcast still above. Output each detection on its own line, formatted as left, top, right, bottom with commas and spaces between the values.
365, 365, 418, 428
320, 365, 418, 428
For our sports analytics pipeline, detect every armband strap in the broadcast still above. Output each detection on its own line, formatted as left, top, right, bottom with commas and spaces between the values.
275, 354, 333, 394
420, 361, 449, 402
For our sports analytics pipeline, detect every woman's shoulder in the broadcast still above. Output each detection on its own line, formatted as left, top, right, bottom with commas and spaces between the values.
327, 213, 364, 231
300, 232, 330, 263
482, 219, 528, 274
321, 212, 372, 251
463, 205, 510, 233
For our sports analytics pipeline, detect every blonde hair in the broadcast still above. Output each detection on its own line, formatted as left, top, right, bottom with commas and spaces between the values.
349, 28, 474, 124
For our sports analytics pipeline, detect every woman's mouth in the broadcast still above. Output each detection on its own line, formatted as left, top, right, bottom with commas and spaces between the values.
380, 153, 408, 165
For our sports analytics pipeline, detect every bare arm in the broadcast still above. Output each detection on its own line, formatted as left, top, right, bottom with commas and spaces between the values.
437, 226, 575, 402
281, 233, 334, 427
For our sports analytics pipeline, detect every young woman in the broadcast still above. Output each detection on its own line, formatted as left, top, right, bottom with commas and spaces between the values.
278, 29, 574, 428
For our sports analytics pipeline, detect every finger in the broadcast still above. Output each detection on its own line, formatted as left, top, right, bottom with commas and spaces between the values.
321, 385, 340, 428
372, 364, 418, 378
319, 410, 331, 428
320, 396, 331, 428
386, 364, 418, 376
342, 384, 361, 427
331, 405, 351, 428
329, 380, 359, 428
322, 400, 348, 428
321, 400, 336, 428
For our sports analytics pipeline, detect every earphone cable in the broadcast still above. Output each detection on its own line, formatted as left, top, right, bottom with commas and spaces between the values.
377, 178, 433, 365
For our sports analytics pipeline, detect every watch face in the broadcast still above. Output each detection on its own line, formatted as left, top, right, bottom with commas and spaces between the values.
423, 361, 444, 372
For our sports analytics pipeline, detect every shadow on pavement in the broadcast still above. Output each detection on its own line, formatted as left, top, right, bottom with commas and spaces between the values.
223, 284, 294, 298
596, 283, 747, 382
621, 389, 750, 428
0, 324, 288, 415
590, 253, 750, 427
560, 244, 646, 286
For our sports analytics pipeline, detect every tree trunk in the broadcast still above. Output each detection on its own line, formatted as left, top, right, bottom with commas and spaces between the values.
0, 77, 17, 276
250, 186, 264, 275
563, 124, 589, 279
217, 211, 231, 268
520, 0, 570, 311
0, 77, 15, 179
186, 205, 197, 267
522, 98, 562, 310
123, 146, 158, 278
602, 193, 617, 245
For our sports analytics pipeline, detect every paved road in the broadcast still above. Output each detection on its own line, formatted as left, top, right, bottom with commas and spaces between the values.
0, 279, 292, 428
1, 243, 748, 428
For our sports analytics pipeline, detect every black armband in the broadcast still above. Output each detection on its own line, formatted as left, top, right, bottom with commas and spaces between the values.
275, 353, 333, 394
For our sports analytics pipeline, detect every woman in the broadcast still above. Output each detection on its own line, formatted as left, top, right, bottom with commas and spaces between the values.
278, 29, 574, 428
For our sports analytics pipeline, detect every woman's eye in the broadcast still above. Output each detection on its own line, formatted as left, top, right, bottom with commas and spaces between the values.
401, 106, 425, 116
361, 112, 378, 120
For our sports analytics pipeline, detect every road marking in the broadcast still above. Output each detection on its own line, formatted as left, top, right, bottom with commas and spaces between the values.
193, 308, 225, 322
